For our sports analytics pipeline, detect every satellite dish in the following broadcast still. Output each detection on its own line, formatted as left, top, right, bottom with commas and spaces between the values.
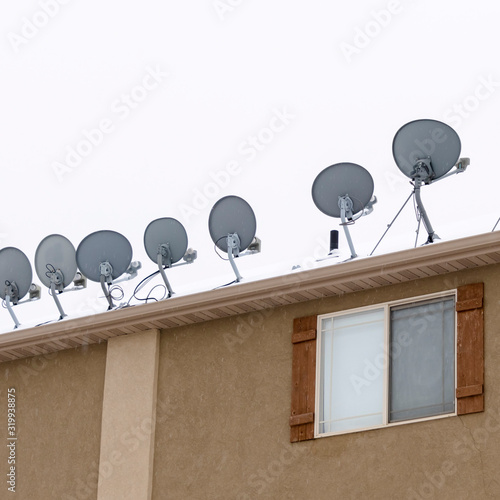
372, 120, 468, 254
77, 230, 132, 282
312, 162, 374, 218
35, 234, 77, 320
35, 235, 77, 289
144, 218, 188, 265
393, 119, 461, 182
209, 196, 257, 252
208, 195, 257, 282
0, 247, 33, 328
144, 217, 191, 297
76, 230, 133, 309
312, 163, 376, 259
388, 119, 464, 246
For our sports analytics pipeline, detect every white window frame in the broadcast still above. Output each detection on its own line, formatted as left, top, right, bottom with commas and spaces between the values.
314, 289, 458, 438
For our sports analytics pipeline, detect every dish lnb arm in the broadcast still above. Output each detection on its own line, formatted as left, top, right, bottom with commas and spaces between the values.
433, 157, 470, 183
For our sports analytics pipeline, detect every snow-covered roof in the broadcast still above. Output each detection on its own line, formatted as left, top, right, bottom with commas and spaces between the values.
1, 230, 499, 363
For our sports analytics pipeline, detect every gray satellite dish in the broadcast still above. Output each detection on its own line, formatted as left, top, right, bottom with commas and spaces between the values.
76, 230, 133, 309
312, 163, 376, 259
0, 247, 33, 328
144, 217, 190, 297
393, 119, 461, 182
35, 234, 77, 320
372, 120, 468, 254
144, 218, 188, 265
208, 195, 257, 282
390, 119, 464, 245
312, 163, 374, 218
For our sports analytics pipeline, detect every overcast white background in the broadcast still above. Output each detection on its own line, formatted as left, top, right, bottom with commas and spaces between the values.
1, 0, 499, 332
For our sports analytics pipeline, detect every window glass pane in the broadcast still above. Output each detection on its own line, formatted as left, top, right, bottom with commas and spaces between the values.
319, 308, 385, 434
389, 298, 455, 422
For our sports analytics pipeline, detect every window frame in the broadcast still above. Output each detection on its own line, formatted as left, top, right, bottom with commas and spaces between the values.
314, 289, 458, 438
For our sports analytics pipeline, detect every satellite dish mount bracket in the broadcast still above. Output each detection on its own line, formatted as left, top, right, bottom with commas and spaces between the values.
157, 245, 174, 298
370, 173, 439, 255
159, 244, 173, 268
46, 268, 67, 320
227, 233, 242, 283
4, 281, 20, 328
99, 261, 115, 310
338, 195, 358, 259
411, 159, 437, 244
411, 157, 435, 184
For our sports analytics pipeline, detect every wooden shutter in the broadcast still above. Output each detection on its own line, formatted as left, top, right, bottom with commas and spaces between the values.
290, 315, 317, 442
456, 283, 484, 415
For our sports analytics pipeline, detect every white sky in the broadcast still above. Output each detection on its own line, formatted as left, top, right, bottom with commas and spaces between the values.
1, 0, 500, 332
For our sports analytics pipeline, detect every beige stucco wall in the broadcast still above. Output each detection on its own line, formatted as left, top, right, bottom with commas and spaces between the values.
1, 264, 499, 499
1, 342, 107, 500
97, 330, 159, 500
153, 265, 500, 499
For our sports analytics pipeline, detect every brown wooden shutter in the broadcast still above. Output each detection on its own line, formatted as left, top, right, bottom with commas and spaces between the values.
456, 283, 484, 415
290, 315, 317, 442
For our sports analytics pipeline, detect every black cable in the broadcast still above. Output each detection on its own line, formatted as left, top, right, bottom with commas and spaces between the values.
145, 284, 167, 302
214, 236, 229, 261
45, 263, 56, 280
35, 319, 58, 327
126, 269, 164, 305
212, 280, 237, 290
45, 264, 64, 295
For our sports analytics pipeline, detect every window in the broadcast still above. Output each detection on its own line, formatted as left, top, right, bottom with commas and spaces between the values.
289, 283, 484, 443
316, 294, 456, 436
318, 307, 386, 434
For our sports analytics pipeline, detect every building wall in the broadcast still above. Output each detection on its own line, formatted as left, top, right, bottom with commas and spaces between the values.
1, 343, 107, 500
154, 265, 500, 499
1, 264, 499, 499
